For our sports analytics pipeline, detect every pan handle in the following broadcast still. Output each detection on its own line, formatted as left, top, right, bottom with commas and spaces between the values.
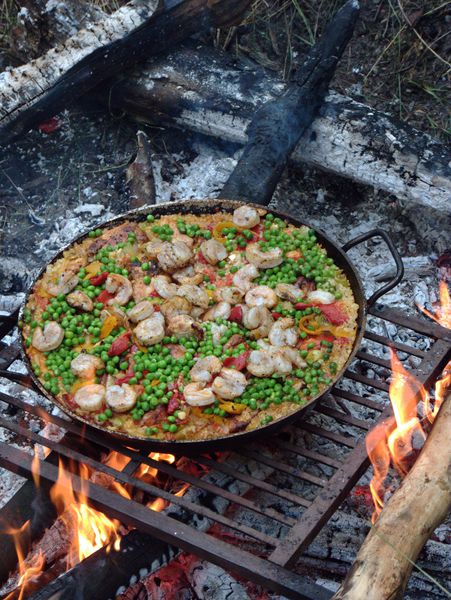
342, 228, 404, 307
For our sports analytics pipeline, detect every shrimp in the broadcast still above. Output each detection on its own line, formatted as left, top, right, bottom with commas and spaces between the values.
71, 353, 104, 379
74, 383, 106, 411
134, 312, 165, 346
32, 321, 64, 351
101, 305, 127, 326
177, 284, 209, 309
216, 286, 244, 305
183, 382, 216, 407
106, 273, 133, 306
245, 243, 283, 269
66, 290, 93, 312
232, 205, 260, 228
199, 239, 227, 265
268, 317, 298, 347
160, 296, 192, 320
242, 306, 274, 339
212, 368, 248, 400
281, 347, 307, 369
166, 314, 200, 338
45, 270, 79, 297
189, 356, 222, 383
127, 300, 154, 323
157, 240, 193, 272
245, 285, 277, 308
203, 301, 231, 321
153, 275, 178, 299
271, 349, 292, 375
233, 263, 258, 292
307, 290, 336, 304
173, 233, 194, 248
145, 240, 165, 259
172, 265, 203, 285
247, 350, 273, 377
210, 323, 228, 345
106, 383, 137, 413
276, 283, 303, 303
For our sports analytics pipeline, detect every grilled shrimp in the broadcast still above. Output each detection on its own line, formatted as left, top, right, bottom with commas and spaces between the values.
74, 384, 106, 411
177, 284, 209, 309
189, 356, 222, 383
127, 300, 154, 323
66, 290, 93, 312
145, 240, 165, 258
245, 285, 277, 308
232, 205, 260, 228
32, 322, 64, 351
268, 317, 298, 347
134, 312, 165, 345
172, 265, 203, 285
212, 368, 248, 399
183, 382, 216, 407
106, 274, 133, 306
173, 233, 195, 248
199, 239, 227, 265
247, 350, 273, 377
70, 353, 104, 379
45, 270, 79, 297
153, 275, 178, 299
245, 243, 283, 269
307, 290, 335, 304
281, 347, 307, 369
106, 383, 137, 413
160, 296, 192, 320
233, 264, 258, 292
276, 283, 303, 303
210, 323, 228, 345
166, 314, 199, 338
271, 349, 292, 375
203, 301, 231, 321
157, 240, 193, 272
216, 286, 244, 305
242, 306, 274, 339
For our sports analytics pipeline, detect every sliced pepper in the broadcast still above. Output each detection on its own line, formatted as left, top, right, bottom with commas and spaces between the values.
223, 351, 249, 371
298, 314, 328, 335
96, 290, 115, 305
218, 401, 246, 415
319, 302, 348, 326
100, 315, 118, 339
212, 221, 243, 243
108, 332, 131, 357
85, 260, 102, 277
90, 271, 109, 286
229, 305, 243, 323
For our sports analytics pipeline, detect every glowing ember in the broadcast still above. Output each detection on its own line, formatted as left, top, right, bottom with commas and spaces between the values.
366, 281, 451, 521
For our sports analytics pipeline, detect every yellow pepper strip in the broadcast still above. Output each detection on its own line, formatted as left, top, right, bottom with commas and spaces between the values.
151, 379, 160, 387
298, 315, 328, 336
85, 260, 102, 277
100, 315, 118, 339
71, 380, 94, 394
218, 401, 246, 415
212, 221, 243, 243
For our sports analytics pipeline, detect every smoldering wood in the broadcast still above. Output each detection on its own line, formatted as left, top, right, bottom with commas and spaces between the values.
332, 395, 451, 600
104, 47, 450, 214
0, 0, 252, 143
126, 130, 157, 208
220, 0, 359, 205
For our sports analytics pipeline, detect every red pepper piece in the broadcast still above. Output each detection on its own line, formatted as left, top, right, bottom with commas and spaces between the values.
203, 266, 216, 283
96, 290, 115, 305
223, 351, 249, 371
229, 305, 243, 323
167, 392, 181, 415
271, 312, 282, 319
294, 302, 313, 310
90, 272, 108, 286
197, 251, 208, 264
108, 332, 131, 357
319, 302, 348, 326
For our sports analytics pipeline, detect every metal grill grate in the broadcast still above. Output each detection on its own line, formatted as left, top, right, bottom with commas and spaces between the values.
0, 305, 449, 600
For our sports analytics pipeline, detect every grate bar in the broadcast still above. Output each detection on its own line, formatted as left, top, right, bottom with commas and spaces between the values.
363, 330, 425, 358
241, 449, 327, 487
297, 422, 356, 448
315, 405, 371, 431
332, 387, 384, 411
344, 370, 389, 392
271, 439, 341, 469
369, 305, 451, 341
355, 350, 391, 370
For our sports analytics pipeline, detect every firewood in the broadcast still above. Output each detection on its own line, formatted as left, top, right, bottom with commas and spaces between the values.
126, 130, 157, 209
0, 0, 252, 143
332, 394, 451, 600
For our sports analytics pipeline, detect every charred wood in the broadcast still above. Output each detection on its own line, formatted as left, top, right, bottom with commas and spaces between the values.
220, 0, 359, 204
332, 395, 451, 600
126, 130, 157, 208
0, 0, 252, 143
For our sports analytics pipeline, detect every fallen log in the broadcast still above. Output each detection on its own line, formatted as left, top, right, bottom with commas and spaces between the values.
332, 394, 451, 600
105, 43, 450, 215
0, 0, 252, 142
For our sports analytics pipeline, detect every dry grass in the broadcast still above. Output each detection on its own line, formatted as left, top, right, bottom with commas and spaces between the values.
220, 0, 450, 140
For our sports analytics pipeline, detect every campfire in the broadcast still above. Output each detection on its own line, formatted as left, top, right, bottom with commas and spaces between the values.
0, 0, 450, 599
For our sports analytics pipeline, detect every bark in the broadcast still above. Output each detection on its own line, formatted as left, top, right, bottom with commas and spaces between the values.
332, 395, 451, 600
0, 0, 252, 143
126, 130, 157, 208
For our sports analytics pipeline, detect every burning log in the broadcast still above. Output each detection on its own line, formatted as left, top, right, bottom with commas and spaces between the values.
0, 0, 252, 143
332, 394, 451, 600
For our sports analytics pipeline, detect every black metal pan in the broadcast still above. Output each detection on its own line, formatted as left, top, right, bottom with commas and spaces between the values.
18, 198, 404, 452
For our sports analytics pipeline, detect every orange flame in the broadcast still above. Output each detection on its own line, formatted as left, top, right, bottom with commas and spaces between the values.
4, 521, 44, 600
366, 281, 451, 520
